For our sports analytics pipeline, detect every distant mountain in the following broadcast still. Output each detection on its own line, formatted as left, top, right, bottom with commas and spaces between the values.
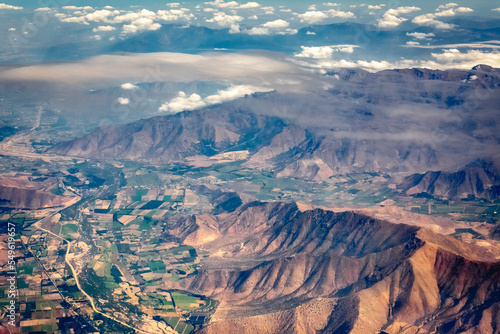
52, 107, 285, 163
399, 160, 500, 200
106, 22, 500, 61
7, 19, 500, 64
52, 66, 500, 182
161, 201, 500, 333
51, 105, 444, 179
108, 23, 387, 55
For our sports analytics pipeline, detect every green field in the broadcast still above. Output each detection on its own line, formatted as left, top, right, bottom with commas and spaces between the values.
17, 263, 36, 275
163, 316, 194, 334
127, 174, 163, 187
148, 260, 166, 273
171, 292, 201, 311
61, 223, 78, 234
139, 292, 173, 309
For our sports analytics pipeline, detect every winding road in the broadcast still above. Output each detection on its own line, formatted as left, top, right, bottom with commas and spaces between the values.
35, 221, 153, 333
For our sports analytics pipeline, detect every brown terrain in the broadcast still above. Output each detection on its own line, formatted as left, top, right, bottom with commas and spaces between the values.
399, 160, 500, 200
159, 202, 500, 333
0, 177, 72, 209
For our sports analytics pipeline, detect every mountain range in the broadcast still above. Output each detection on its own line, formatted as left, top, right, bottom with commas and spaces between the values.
52, 66, 500, 190
159, 201, 500, 333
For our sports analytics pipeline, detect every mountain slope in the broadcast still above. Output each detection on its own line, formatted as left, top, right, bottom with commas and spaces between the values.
160, 202, 500, 333
52, 66, 500, 181
399, 160, 500, 200
0, 177, 73, 209
52, 107, 285, 163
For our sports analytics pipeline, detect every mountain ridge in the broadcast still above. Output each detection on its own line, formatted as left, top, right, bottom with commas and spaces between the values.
51, 66, 500, 182
158, 201, 500, 333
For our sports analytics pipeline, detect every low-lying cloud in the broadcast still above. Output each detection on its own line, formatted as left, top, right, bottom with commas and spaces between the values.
158, 85, 273, 113
0, 52, 327, 95
295, 45, 358, 58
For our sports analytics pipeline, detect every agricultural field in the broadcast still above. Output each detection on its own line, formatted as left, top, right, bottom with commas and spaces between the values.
65, 184, 216, 331
2, 156, 499, 333
0, 232, 94, 333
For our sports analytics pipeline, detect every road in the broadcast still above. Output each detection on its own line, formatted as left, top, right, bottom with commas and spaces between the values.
35, 223, 151, 333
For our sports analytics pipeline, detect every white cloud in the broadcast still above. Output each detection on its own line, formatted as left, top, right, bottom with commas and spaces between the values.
378, 6, 421, 28
296, 45, 358, 58
0, 51, 329, 97
261, 19, 289, 28
123, 18, 161, 34
35, 7, 53, 12
204, 0, 260, 9
93, 25, 116, 32
412, 14, 455, 29
61, 9, 120, 24
238, 2, 260, 9
248, 14, 258, 19
277, 28, 298, 35
8, 27, 15, 31
112, 9, 156, 23
298, 11, 329, 24
156, 9, 194, 21
308, 5, 317, 10
118, 97, 130, 105
121, 83, 138, 89
412, 5, 473, 29
56, 7, 194, 34
159, 85, 273, 113
243, 19, 295, 35
159, 91, 204, 112
61, 16, 88, 24
62, 6, 93, 11
435, 6, 473, 16
307, 49, 500, 72
493, 8, 500, 12
438, 3, 458, 9
205, 85, 271, 104
0, 3, 23, 10
368, 5, 383, 10
338, 46, 356, 53
167, 3, 180, 7
246, 27, 269, 35
429, 49, 500, 68
313, 59, 395, 71
206, 12, 243, 27
205, 0, 238, 8
406, 32, 435, 40
229, 24, 240, 33
306, 31, 316, 35
406, 41, 420, 46
57, 7, 192, 30
323, 3, 340, 6
326, 9, 355, 18
402, 41, 500, 49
